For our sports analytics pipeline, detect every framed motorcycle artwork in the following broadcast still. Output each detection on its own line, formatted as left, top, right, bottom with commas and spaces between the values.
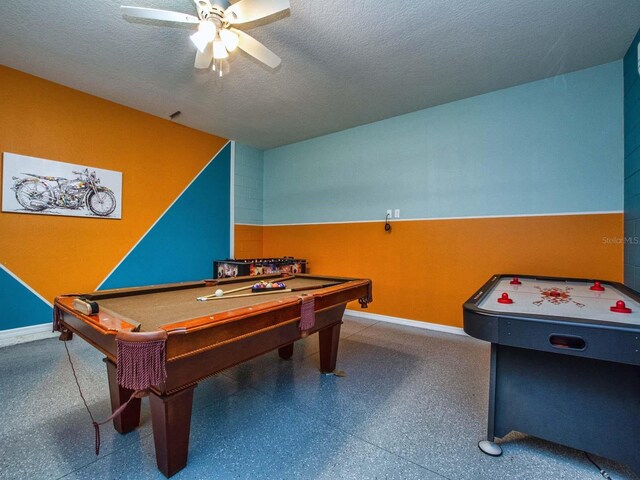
1, 152, 122, 219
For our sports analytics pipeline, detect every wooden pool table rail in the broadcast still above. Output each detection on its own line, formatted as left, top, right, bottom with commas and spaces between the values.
54, 276, 370, 363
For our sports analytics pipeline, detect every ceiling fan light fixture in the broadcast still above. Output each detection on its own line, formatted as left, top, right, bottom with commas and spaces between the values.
212, 58, 230, 77
190, 21, 217, 52
220, 29, 239, 52
213, 36, 229, 59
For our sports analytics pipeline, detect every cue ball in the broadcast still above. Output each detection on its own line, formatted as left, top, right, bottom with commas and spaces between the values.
215, 289, 224, 297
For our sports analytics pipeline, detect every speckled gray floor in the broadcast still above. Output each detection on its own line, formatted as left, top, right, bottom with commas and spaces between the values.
0, 316, 636, 480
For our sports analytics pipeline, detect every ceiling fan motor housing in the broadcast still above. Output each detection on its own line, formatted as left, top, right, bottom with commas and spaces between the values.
197, 2, 226, 27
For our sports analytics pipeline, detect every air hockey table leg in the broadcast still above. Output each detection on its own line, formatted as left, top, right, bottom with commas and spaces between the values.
479, 343, 502, 457
478, 440, 502, 456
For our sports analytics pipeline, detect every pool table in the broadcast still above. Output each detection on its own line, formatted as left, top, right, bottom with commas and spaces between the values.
54, 273, 372, 477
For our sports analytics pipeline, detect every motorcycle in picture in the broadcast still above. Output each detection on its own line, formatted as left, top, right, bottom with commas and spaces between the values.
11, 169, 117, 217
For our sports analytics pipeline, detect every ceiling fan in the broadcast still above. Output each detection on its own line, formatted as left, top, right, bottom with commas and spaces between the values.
121, 0, 290, 76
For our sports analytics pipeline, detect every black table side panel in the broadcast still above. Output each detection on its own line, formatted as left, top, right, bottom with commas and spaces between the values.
498, 317, 640, 365
493, 345, 640, 470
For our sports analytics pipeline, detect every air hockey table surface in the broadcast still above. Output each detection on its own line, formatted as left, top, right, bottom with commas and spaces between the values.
476, 275, 640, 326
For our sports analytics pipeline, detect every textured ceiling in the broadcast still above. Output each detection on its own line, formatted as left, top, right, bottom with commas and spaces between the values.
1, 1, 640, 150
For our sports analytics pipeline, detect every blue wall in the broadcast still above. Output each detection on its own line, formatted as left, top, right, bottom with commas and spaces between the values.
264, 62, 623, 225
624, 29, 640, 291
101, 144, 231, 289
235, 143, 264, 225
0, 266, 53, 330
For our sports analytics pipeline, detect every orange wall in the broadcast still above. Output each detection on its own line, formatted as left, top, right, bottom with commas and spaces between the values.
0, 66, 227, 302
236, 213, 624, 327
234, 225, 263, 258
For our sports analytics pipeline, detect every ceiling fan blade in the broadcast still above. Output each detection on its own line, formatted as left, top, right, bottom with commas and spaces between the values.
121, 6, 199, 24
194, 41, 214, 69
231, 28, 281, 68
225, 0, 290, 24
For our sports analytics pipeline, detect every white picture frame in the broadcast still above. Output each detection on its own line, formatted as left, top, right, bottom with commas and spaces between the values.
2, 152, 123, 219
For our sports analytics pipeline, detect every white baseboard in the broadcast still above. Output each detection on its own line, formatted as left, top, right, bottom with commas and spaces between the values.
345, 309, 466, 336
0, 323, 57, 348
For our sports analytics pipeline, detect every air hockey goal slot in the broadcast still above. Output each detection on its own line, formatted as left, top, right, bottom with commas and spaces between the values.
548, 334, 586, 351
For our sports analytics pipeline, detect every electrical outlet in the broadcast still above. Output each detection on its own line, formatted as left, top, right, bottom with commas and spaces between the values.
394, 209, 400, 218
386, 209, 392, 218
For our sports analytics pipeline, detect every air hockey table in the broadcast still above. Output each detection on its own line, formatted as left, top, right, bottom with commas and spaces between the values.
463, 274, 640, 473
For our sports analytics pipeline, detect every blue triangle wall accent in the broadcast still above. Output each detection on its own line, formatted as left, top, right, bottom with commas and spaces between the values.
101, 143, 231, 289
0, 267, 53, 330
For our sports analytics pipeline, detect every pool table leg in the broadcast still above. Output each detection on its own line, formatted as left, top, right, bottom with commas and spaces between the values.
105, 359, 141, 433
149, 385, 197, 478
278, 343, 294, 359
318, 322, 341, 373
